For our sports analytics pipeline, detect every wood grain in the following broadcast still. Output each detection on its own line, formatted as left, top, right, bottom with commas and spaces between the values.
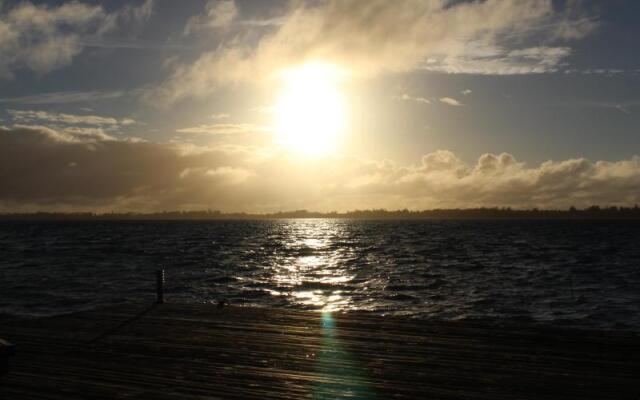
1, 303, 639, 399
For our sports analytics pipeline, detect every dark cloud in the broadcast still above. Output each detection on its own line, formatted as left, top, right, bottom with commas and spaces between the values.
1, 126, 639, 212
0, 125, 248, 211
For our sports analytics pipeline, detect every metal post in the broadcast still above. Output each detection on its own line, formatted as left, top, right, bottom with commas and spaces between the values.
0, 338, 15, 378
156, 269, 165, 304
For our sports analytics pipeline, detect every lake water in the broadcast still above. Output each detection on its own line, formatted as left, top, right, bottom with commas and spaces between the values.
1, 219, 639, 329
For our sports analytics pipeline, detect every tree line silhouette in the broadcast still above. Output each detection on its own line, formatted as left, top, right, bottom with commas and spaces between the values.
2, 206, 640, 220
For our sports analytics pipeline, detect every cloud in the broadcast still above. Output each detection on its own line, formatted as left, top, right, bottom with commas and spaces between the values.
1, 125, 640, 212
554, 99, 640, 114
0, 125, 266, 211
0, 1, 103, 77
614, 105, 631, 114
211, 113, 230, 120
565, 68, 626, 76
335, 151, 640, 210
8, 124, 117, 143
423, 46, 572, 75
252, 105, 276, 114
184, 0, 237, 35
7, 110, 135, 127
549, 3, 598, 41
117, 0, 154, 24
0, 1, 154, 78
395, 94, 431, 105
205, 166, 252, 184
148, 0, 596, 105
439, 97, 463, 107
461, 89, 472, 96
176, 123, 267, 136
0, 90, 131, 105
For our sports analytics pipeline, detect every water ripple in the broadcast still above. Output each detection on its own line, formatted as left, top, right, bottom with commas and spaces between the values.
1, 219, 639, 329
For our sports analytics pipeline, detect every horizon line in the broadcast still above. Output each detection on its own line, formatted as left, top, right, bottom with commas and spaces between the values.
2, 205, 640, 220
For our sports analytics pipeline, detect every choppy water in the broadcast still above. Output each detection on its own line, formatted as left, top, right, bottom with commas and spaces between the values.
1, 219, 639, 329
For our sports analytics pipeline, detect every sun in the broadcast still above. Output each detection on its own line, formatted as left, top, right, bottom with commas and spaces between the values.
274, 62, 347, 155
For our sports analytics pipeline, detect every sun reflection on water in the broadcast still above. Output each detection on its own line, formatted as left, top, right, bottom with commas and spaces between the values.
270, 219, 354, 312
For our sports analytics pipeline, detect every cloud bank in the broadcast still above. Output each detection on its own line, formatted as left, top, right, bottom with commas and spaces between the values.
1, 125, 639, 213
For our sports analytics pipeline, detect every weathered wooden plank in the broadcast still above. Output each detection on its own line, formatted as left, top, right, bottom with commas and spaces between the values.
1, 303, 639, 399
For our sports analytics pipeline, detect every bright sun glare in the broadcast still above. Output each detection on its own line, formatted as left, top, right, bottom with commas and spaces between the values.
274, 62, 347, 155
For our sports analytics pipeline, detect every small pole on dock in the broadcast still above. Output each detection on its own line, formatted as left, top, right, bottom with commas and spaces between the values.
156, 269, 165, 304
569, 272, 575, 301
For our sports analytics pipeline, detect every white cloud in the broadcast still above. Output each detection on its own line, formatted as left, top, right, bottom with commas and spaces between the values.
614, 105, 631, 114
55, 126, 118, 142
565, 68, 627, 76
0, 1, 154, 78
439, 97, 463, 107
179, 166, 251, 185
252, 105, 276, 114
176, 123, 267, 135
395, 94, 431, 105
239, 16, 286, 28
554, 99, 640, 114
0, 1, 102, 77
121, 118, 136, 125
423, 46, 572, 75
462, 89, 472, 96
118, 0, 154, 24
8, 124, 117, 143
184, 0, 237, 35
205, 166, 252, 184
148, 0, 596, 105
0, 90, 130, 105
8, 109, 135, 127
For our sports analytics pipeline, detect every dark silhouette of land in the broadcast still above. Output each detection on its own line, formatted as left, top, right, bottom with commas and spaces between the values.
2, 205, 640, 220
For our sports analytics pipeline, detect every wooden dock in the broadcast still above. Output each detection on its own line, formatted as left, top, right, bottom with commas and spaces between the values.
1, 302, 639, 399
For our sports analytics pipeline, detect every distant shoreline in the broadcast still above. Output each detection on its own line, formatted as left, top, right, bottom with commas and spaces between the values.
2, 206, 640, 220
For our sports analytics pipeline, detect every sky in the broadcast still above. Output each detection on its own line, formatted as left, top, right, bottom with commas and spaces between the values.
1, 0, 640, 212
